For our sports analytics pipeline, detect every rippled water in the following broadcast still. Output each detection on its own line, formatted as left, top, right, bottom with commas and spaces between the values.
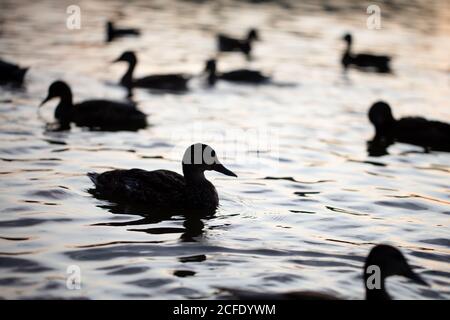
0, 0, 449, 299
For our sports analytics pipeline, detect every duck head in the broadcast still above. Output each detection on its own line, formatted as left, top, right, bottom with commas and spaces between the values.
247, 28, 259, 42
204, 59, 217, 86
343, 33, 353, 46
113, 51, 137, 65
40, 80, 72, 107
182, 143, 237, 182
113, 51, 137, 87
368, 101, 396, 136
364, 244, 428, 300
39, 81, 73, 129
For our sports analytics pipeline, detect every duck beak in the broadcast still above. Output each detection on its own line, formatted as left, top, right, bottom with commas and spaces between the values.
39, 95, 51, 107
404, 268, 428, 287
214, 163, 237, 177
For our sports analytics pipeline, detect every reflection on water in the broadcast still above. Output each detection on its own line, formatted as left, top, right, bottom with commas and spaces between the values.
0, 0, 449, 299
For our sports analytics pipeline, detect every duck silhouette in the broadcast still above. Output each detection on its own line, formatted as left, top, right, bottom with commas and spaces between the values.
218, 244, 428, 300
368, 101, 450, 152
88, 143, 237, 212
0, 59, 28, 86
106, 21, 140, 42
204, 59, 270, 87
113, 51, 190, 92
342, 33, 392, 73
217, 28, 259, 60
39, 80, 147, 131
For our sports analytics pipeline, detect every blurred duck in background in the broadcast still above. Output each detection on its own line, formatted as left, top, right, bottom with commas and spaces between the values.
217, 28, 259, 60
342, 33, 392, 73
113, 51, 190, 93
218, 244, 428, 300
39, 80, 147, 131
106, 21, 140, 42
204, 59, 270, 87
0, 59, 28, 86
368, 101, 450, 153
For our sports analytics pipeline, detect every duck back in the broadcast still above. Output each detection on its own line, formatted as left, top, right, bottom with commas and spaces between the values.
395, 117, 450, 151
73, 100, 147, 131
88, 169, 219, 211
134, 74, 189, 91
0, 59, 27, 85
220, 70, 269, 83
351, 53, 391, 73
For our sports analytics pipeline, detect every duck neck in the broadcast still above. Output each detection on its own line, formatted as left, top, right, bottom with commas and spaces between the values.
121, 59, 136, 88
374, 120, 396, 139
207, 67, 217, 87
183, 165, 207, 185
365, 281, 390, 300
55, 90, 74, 124
345, 40, 352, 55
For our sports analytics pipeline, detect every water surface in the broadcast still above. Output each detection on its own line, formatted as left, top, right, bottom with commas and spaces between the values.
0, 0, 449, 299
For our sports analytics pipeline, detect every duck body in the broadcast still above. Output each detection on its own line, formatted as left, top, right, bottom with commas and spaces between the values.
88, 144, 237, 213
0, 59, 28, 85
342, 34, 392, 73
132, 74, 189, 91
40, 81, 147, 131
217, 35, 251, 57
391, 117, 450, 151
369, 101, 450, 152
220, 69, 270, 84
70, 100, 146, 131
114, 51, 190, 92
106, 21, 140, 42
217, 29, 258, 59
88, 169, 219, 211
204, 59, 270, 86
342, 52, 391, 73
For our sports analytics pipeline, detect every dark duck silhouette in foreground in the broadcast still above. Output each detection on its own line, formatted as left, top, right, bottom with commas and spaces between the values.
106, 21, 140, 42
204, 59, 270, 87
88, 143, 237, 213
218, 244, 428, 300
342, 33, 392, 73
217, 28, 259, 60
113, 51, 190, 92
368, 101, 450, 153
39, 81, 147, 131
0, 59, 28, 86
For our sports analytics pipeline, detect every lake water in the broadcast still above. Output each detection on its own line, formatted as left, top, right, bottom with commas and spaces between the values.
0, 0, 449, 299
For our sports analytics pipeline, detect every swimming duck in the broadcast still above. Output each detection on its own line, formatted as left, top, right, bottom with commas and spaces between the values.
204, 59, 270, 87
368, 101, 450, 152
0, 59, 28, 86
342, 33, 392, 73
218, 244, 428, 300
113, 51, 190, 92
39, 80, 147, 131
106, 21, 140, 42
88, 143, 237, 212
217, 28, 259, 60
